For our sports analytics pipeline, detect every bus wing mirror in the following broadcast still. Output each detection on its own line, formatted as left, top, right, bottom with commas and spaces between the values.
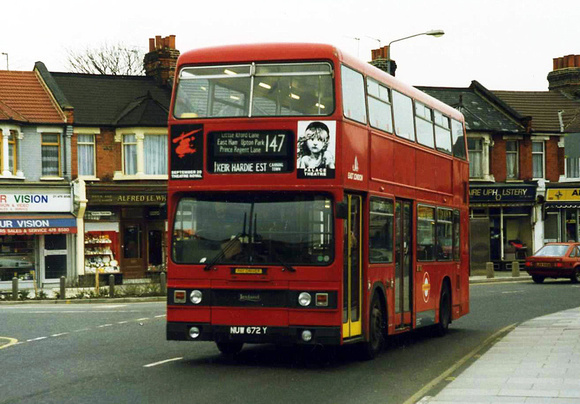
335, 201, 348, 219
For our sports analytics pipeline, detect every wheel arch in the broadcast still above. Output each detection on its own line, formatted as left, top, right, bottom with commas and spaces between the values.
366, 282, 388, 339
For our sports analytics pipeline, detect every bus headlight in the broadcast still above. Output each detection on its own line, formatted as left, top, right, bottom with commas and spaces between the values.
298, 292, 312, 307
189, 326, 201, 339
190, 290, 203, 304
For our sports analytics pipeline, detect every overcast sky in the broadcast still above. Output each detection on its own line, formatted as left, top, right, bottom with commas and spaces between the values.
3, 0, 578, 91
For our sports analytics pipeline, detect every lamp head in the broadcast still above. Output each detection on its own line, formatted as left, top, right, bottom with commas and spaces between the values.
426, 29, 445, 38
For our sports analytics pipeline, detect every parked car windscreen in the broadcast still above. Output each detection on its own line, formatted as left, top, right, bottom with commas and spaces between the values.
533, 245, 570, 257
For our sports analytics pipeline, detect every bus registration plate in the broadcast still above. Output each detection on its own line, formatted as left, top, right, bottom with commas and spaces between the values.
229, 326, 268, 335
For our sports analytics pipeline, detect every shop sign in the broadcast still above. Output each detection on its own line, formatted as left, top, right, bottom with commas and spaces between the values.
469, 185, 536, 203
546, 188, 580, 202
89, 193, 166, 206
0, 217, 77, 235
0, 192, 72, 212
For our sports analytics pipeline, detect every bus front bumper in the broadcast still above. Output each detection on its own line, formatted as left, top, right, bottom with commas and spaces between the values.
167, 322, 342, 345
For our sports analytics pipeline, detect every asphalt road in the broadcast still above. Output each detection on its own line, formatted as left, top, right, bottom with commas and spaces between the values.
1, 279, 579, 404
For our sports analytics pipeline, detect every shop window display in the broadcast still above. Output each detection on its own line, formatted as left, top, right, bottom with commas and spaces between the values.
0, 235, 35, 281
84, 231, 120, 273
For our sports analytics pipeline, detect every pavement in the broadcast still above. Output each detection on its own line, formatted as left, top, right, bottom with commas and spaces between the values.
418, 271, 580, 404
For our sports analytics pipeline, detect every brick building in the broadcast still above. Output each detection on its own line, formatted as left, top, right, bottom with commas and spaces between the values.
37, 35, 178, 281
0, 68, 82, 290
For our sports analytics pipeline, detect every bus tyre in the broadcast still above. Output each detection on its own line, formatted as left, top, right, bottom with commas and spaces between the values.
361, 294, 385, 360
532, 275, 545, 284
571, 269, 580, 284
434, 285, 451, 337
216, 342, 243, 355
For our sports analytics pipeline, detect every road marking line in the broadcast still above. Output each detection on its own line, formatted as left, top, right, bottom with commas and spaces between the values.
136, 318, 149, 321
51, 332, 69, 337
143, 357, 183, 368
98, 324, 113, 328
0, 337, 18, 350
27, 337, 48, 342
154, 315, 166, 318
403, 322, 517, 404
118, 321, 129, 324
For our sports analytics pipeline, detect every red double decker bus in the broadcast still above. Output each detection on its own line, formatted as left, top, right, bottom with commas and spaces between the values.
166, 43, 469, 359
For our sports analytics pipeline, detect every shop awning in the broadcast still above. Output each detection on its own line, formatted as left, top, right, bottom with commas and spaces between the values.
545, 202, 580, 209
0, 214, 77, 235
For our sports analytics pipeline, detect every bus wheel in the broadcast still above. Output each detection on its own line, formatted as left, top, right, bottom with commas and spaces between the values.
216, 342, 243, 355
532, 275, 545, 284
434, 285, 451, 337
361, 294, 385, 360
571, 269, 580, 284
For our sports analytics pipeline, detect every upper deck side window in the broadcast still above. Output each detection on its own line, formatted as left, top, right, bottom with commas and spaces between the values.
392, 90, 415, 141
415, 101, 434, 148
367, 78, 393, 133
173, 62, 334, 119
341, 65, 367, 124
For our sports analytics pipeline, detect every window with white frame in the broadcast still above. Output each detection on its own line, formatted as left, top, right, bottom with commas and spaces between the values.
144, 134, 167, 175
77, 134, 96, 177
467, 137, 483, 178
506, 140, 519, 179
123, 134, 138, 175
0, 128, 19, 176
116, 129, 168, 179
566, 157, 580, 178
532, 141, 545, 179
41, 133, 60, 177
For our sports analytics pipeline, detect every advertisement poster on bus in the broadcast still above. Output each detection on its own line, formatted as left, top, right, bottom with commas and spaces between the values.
296, 121, 336, 179
170, 124, 204, 180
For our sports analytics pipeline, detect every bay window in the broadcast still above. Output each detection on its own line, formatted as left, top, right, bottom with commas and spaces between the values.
115, 128, 168, 179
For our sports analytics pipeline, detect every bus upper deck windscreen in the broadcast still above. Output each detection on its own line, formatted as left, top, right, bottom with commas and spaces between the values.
173, 62, 334, 118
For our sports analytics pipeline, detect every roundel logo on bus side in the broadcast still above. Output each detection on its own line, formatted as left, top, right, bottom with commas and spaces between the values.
422, 272, 431, 303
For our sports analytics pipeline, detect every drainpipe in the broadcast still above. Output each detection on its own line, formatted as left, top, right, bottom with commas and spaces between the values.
72, 179, 87, 276
558, 110, 565, 133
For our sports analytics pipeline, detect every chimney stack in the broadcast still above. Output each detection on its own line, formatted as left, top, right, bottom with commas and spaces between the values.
548, 54, 580, 98
369, 46, 397, 76
144, 35, 180, 87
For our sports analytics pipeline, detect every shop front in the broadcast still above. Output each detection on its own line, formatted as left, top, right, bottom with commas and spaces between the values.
0, 188, 77, 290
469, 184, 537, 271
544, 186, 580, 243
84, 185, 166, 280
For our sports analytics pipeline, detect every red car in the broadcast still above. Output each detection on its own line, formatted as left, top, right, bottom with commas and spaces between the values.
525, 242, 580, 284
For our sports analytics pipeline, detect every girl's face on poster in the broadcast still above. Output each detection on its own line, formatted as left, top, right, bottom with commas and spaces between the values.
306, 131, 328, 153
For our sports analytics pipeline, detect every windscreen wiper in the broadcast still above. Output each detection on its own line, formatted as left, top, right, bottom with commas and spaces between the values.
268, 246, 296, 272
203, 232, 244, 271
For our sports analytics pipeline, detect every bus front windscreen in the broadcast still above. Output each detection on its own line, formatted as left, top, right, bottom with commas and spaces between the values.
172, 193, 334, 266
173, 62, 334, 118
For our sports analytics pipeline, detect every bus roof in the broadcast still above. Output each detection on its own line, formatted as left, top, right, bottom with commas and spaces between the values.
177, 43, 463, 121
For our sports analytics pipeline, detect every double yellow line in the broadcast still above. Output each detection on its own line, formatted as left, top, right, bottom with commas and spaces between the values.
0, 337, 18, 350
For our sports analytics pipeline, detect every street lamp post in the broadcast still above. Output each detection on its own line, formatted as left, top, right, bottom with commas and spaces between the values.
385, 29, 444, 75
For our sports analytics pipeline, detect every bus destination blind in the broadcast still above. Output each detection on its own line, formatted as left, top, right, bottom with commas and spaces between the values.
208, 131, 293, 174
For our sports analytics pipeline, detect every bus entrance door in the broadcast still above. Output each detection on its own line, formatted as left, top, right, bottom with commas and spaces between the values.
395, 200, 413, 329
342, 194, 362, 339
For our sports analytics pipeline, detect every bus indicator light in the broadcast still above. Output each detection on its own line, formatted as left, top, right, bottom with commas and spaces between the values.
316, 293, 328, 307
174, 290, 186, 304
